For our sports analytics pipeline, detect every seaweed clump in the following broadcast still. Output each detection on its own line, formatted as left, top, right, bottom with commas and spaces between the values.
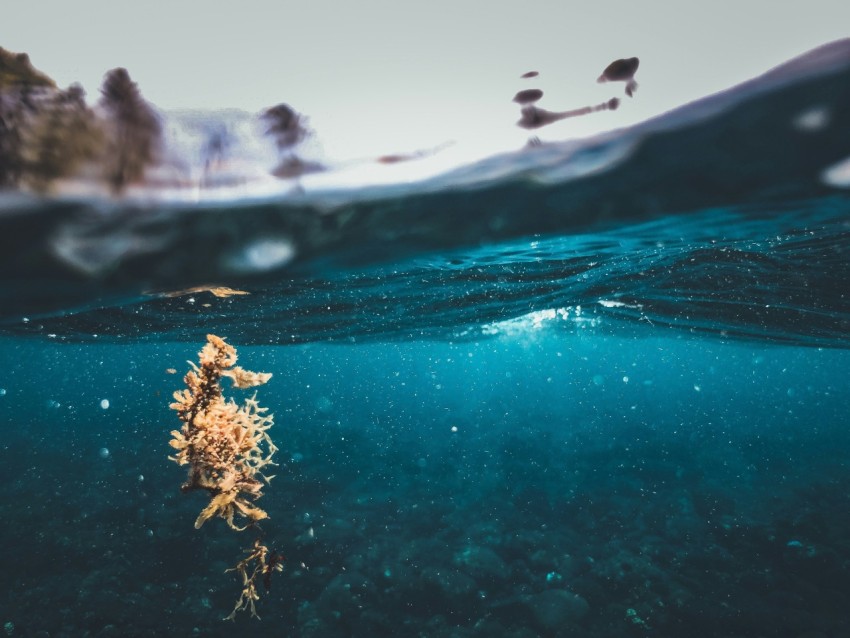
169, 334, 283, 619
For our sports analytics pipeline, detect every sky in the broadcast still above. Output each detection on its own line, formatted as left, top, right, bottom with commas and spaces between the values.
4, 0, 850, 166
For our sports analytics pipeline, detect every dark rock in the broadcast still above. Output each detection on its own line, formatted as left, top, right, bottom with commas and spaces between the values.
421, 565, 477, 599
454, 546, 509, 581
525, 589, 590, 631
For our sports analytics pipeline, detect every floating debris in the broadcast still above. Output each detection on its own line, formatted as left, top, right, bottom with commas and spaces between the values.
512, 88, 544, 105
376, 141, 454, 165
271, 155, 326, 178
156, 286, 251, 299
597, 57, 640, 97
517, 98, 619, 130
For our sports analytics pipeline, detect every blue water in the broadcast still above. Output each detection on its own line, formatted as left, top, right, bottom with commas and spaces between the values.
1, 335, 849, 637
1, 40, 850, 637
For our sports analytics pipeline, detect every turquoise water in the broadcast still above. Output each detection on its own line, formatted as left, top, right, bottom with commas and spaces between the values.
1, 40, 850, 637
1, 334, 849, 636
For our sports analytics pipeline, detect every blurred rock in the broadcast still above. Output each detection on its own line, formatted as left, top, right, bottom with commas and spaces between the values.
525, 589, 589, 631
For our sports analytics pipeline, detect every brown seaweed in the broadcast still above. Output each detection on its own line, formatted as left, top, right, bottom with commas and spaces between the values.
169, 334, 282, 619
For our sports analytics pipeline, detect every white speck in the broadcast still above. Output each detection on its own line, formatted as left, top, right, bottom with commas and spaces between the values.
622, 376, 629, 383
693, 385, 701, 392
146, 529, 154, 538
138, 474, 145, 482
99, 447, 110, 459
22, 317, 29, 323
451, 425, 458, 433
0, 388, 6, 396
100, 399, 110, 410
793, 106, 830, 132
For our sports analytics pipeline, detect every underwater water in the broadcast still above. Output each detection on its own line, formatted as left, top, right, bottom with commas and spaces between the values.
2, 40, 850, 638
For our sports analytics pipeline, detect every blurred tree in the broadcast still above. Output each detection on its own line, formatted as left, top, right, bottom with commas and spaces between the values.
0, 93, 25, 187
262, 103, 324, 179
21, 84, 103, 192
0, 47, 56, 90
0, 47, 56, 188
262, 102, 308, 151
98, 67, 162, 193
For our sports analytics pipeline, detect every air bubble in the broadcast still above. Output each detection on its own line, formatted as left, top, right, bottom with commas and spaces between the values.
226, 238, 295, 274
793, 106, 830, 132
822, 155, 850, 188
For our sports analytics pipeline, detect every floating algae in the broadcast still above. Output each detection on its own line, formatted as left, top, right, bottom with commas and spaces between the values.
168, 334, 282, 619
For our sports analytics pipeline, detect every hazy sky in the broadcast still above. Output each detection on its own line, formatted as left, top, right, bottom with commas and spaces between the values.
4, 1, 850, 163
